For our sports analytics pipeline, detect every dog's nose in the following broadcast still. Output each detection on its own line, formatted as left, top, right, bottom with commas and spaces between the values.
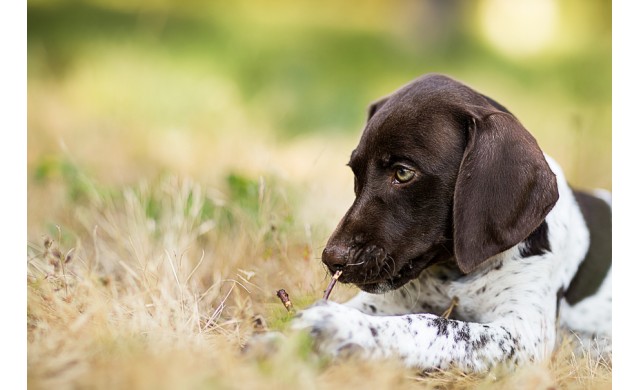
322, 244, 349, 271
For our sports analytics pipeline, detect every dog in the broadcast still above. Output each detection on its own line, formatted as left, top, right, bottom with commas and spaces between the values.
292, 74, 611, 373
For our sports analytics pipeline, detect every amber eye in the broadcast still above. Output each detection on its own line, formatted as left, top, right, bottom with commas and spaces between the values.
394, 167, 415, 183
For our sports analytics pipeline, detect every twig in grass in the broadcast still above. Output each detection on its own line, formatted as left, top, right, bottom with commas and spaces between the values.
43, 234, 72, 298
441, 296, 459, 319
276, 289, 293, 313
322, 270, 343, 300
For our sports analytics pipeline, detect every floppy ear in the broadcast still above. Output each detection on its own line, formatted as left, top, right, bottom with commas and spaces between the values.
453, 112, 559, 273
480, 93, 512, 115
367, 96, 390, 121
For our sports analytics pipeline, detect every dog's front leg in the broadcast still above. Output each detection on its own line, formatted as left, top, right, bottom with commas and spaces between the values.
292, 300, 551, 373
342, 290, 430, 316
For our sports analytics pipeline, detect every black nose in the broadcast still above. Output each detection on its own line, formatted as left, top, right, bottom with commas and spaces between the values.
322, 244, 349, 271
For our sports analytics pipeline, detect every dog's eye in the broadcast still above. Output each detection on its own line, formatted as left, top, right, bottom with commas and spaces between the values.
394, 167, 415, 183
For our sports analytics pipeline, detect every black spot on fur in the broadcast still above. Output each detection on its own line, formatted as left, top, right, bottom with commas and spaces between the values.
368, 304, 377, 314
471, 334, 490, 350
431, 317, 450, 337
519, 221, 551, 257
501, 327, 513, 341
454, 323, 471, 343
498, 339, 507, 354
556, 287, 564, 318
507, 344, 516, 360
369, 327, 378, 337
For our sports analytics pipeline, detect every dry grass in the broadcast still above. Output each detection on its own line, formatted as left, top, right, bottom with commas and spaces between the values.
27, 173, 612, 390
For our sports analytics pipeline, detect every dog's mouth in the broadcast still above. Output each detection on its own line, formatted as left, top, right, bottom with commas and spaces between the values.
352, 258, 420, 293
336, 252, 438, 294
323, 240, 452, 294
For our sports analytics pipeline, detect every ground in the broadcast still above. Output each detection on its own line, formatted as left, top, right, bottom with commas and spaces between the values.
27, 169, 611, 389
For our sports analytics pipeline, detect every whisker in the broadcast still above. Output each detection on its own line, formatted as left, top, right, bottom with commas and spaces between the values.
387, 255, 397, 275
382, 266, 394, 281
401, 284, 411, 297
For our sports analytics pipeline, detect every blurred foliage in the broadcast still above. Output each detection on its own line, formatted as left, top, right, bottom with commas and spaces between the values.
34, 154, 105, 202
27, 0, 611, 133
27, 0, 611, 216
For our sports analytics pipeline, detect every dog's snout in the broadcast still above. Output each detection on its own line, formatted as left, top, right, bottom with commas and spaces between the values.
322, 245, 349, 271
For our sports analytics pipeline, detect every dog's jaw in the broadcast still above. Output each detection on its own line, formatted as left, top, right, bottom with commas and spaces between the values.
353, 248, 451, 294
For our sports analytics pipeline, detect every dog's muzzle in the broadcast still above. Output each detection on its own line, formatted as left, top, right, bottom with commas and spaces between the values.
322, 242, 395, 285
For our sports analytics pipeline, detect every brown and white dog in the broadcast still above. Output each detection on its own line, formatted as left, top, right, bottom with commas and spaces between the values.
292, 74, 611, 373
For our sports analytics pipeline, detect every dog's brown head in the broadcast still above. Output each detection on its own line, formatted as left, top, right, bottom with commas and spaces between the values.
322, 74, 558, 293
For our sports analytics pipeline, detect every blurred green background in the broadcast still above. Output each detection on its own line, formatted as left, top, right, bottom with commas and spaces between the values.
27, 0, 611, 232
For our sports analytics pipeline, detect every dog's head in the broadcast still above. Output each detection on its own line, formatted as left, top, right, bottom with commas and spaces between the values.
322, 74, 559, 293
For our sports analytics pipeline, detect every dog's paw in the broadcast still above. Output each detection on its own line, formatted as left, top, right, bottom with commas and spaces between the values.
291, 300, 381, 359
242, 331, 286, 358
